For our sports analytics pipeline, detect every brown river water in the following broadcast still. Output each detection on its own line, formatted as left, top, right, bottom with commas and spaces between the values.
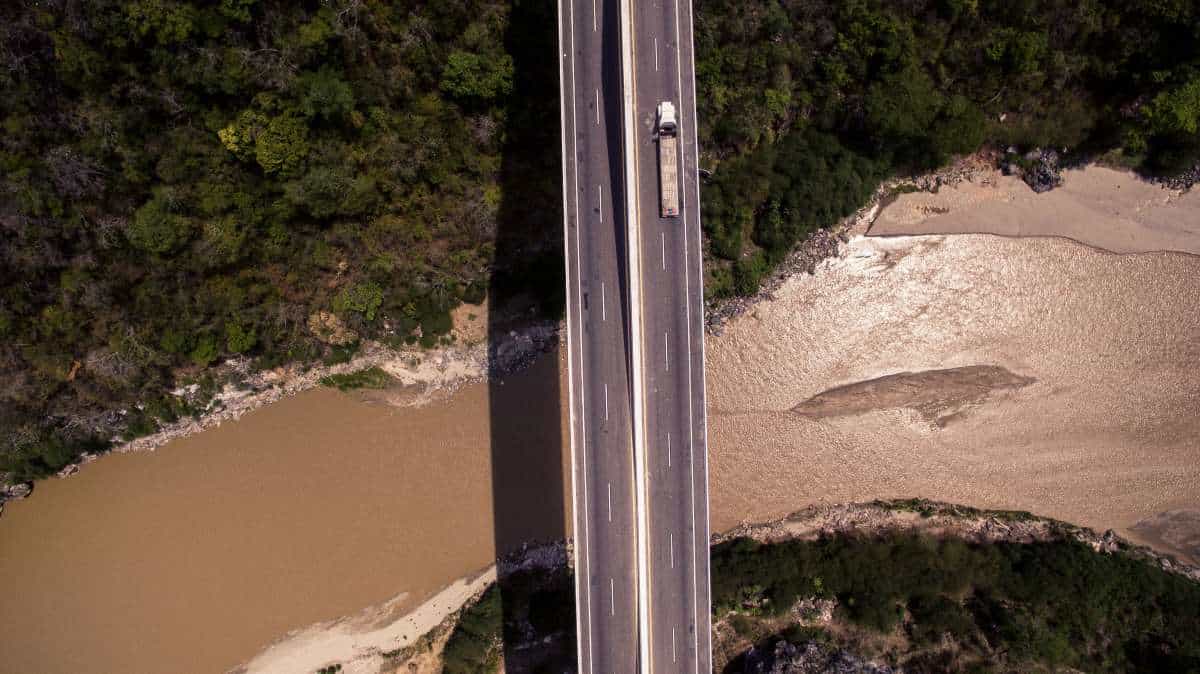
0, 356, 569, 674
1, 231, 1198, 673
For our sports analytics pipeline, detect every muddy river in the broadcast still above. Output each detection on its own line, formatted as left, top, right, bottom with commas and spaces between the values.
0, 356, 569, 674
1, 230, 1198, 672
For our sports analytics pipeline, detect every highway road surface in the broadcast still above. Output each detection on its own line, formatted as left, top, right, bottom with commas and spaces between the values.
557, 0, 641, 672
627, 0, 713, 672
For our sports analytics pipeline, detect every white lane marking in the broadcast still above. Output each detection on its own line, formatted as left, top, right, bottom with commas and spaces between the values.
610, 578, 616, 616
661, 231, 666, 269
664, 331, 669, 372
670, 532, 675, 569
597, 184, 603, 222
604, 383, 609, 421
684, 0, 715, 666
672, 627, 677, 663
607, 482, 612, 522
592, 0, 597, 32
674, 0, 705, 670
595, 87, 600, 125
601, 281, 606, 321
559, 1, 594, 672
654, 37, 659, 71
667, 432, 672, 467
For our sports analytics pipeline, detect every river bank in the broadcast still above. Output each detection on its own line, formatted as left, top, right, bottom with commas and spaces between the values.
0, 301, 557, 516
282, 499, 1199, 674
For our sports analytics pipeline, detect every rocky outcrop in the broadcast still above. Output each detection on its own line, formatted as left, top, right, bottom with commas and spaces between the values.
1154, 162, 1200, 191
1001, 147, 1063, 193
2, 482, 32, 500
743, 640, 900, 674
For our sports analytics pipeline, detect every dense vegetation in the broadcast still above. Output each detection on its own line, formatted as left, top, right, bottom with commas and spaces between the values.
0, 0, 559, 481
318, 366, 393, 391
4, 0, 1200, 480
695, 0, 1200, 296
712, 534, 1200, 672
438, 567, 575, 674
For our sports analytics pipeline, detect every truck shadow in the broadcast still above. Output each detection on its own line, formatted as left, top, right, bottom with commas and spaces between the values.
488, 0, 575, 670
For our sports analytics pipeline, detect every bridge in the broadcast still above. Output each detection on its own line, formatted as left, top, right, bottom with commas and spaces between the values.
557, 0, 711, 671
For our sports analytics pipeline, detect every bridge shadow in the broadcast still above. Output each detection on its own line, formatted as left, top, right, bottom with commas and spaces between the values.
489, 0, 575, 671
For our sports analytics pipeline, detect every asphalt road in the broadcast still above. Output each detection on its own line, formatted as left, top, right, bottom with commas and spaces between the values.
627, 0, 713, 671
557, 0, 641, 672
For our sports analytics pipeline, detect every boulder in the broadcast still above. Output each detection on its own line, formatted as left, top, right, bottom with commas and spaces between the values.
2, 482, 33, 500
1001, 148, 1063, 193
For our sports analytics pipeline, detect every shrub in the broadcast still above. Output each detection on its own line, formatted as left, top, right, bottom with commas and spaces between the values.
318, 367, 393, 391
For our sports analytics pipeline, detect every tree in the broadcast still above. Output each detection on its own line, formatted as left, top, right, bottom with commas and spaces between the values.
335, 281, 384, 322
440, 50, 514, 101
864, 65, 942, 147
299, 67, 355, 121
225, 323, 256, 353
126, 189, 193, 254
1145, 75, 1200, 135
219, 109, 309, 174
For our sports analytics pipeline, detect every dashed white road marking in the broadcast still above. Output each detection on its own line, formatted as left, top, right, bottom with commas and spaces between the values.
601, 281, 606, 321
610, 578, 616, 616
654, 37, 659, 71
592, 0, 597, 32
595, 88, 600, 125
664, 331, 669, 372
607, 482, 612, 522
604, 383, 609, 421
672, 627, 677, 663
661, 231, 666, 269
597, 184, 603, 222
674, 0, 707, 667
670, 532, 675, 569
667, 432, 672, 467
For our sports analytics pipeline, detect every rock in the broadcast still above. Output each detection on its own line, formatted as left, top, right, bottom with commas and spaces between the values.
1099, 529, 1121, 553
3, 482, 33, 500
1000, 147, 1063, 193
743, 640, 901, 674
1156, 162, 1200, 191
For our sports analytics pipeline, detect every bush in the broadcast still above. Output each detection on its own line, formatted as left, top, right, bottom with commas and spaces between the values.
441, 585, 503, 674
318, 367, 393, 391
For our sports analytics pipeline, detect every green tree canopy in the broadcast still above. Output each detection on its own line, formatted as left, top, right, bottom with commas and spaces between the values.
440, 50, 514, 101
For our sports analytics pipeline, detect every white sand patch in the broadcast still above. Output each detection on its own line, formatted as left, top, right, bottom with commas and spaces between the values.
231, 566, 497, 674
868, 166, 1200, 255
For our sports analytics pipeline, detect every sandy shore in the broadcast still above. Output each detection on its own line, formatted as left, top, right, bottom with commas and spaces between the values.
868, 165, 1200, 255
232, 567, 496, 674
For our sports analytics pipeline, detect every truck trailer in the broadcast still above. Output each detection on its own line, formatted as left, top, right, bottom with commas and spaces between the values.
656, 101, 680, 218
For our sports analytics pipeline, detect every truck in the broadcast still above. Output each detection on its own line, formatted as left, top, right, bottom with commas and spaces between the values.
656, 101, 680, 218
